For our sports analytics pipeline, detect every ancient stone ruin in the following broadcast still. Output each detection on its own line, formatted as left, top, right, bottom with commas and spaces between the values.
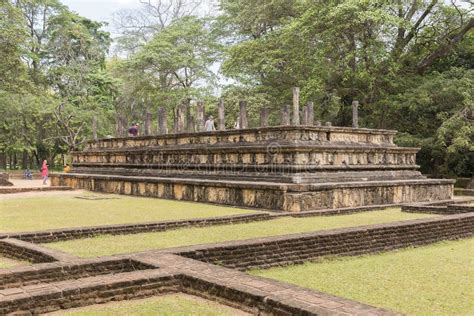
51, 126, 454, 212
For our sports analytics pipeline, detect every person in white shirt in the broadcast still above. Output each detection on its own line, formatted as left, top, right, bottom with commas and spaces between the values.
205, 116, 216, 131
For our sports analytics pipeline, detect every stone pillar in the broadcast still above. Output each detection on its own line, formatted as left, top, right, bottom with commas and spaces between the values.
307, 101, 314, 125
301, 105, 308, 125
218, 99, 225, 130
177, 103, 186, 133
92, 116, 98, 140
144, 111, 152, 135
281, 105, 290, 126
352, 100, 359, 128
239, 100, 248, 129
292, 87, 300, 125
260, 107, 269, 127
158, 107, 168, 134
185, 100, 194, 132
196, 101, 205, 132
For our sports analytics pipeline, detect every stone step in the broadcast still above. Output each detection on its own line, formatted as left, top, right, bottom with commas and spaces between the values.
70, 166, 424, 184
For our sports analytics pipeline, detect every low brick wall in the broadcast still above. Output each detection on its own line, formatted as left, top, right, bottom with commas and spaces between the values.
0, 258, 155, 290
177, 214, 474, 270
402, 204, 474, 214
0, 270, 180, 315
0, 239, 59, 264
401, 198, 474, 215
0, 257, 397, 316
2, 213, 271, 243
0, 206, 406, 244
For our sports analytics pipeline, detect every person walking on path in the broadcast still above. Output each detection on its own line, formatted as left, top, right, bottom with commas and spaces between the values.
41, 160, 49, 185
205, 116, 216, 132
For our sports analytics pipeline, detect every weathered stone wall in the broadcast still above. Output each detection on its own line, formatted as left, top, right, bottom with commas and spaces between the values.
52, 126, 455, 211
85, 126, 396, 150
51, 173, 454, 211
283, 180, 454, 212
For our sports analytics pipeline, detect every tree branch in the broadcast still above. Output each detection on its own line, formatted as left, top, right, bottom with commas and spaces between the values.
417, 17, 474, 73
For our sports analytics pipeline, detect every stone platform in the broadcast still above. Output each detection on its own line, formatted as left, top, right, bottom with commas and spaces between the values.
51, 126, 454, 212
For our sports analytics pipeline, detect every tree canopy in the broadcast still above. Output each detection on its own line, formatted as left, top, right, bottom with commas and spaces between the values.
0, 0, 472, 177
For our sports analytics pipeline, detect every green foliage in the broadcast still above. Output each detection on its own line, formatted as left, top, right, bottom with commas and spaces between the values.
0, 1, 29, 91
0, 0, 472, 176
219, 0, 473, 176
393, 68, 473, 176
0, 0, 114, 167
112, 16, 221, 127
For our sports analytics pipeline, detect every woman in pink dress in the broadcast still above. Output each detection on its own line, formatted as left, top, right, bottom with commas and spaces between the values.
41, 160, 49, 185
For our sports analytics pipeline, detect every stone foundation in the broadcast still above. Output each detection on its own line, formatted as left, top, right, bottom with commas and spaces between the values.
51, 173, 454, 212
51, 126, 455, 212
0, 214, 472, 315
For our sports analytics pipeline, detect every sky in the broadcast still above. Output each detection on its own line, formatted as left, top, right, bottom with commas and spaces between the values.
61, 0, 140, 25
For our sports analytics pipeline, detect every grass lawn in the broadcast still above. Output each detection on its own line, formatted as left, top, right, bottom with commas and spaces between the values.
0, 194, 257, 233
50, 294, 248, 316
45, 208, 434, 257
0, 256, 26, 269
251, 238, 474, 316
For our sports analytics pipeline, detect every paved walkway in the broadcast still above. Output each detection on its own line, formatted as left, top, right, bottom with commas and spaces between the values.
0, 179, 73, 196
8, 179, 48, 188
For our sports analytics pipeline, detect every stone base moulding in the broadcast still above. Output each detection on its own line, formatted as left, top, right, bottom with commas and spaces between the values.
51, 173, 454, 212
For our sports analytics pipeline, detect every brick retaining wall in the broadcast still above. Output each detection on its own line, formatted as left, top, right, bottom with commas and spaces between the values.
0, 239, 59, 264
0, 204, 407, 244
401, 198, 474, 215
176, 214, 474, 270
1, 213, 271, 243
0, 258, 155, 290
0, 270, 180, 315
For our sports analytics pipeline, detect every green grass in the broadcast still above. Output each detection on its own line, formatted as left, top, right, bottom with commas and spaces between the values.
0, 256, 26, 269
50, 294, 246, 316
251, 238, 474, 316
46, 209, 434, 257
0, 194, 257, 232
